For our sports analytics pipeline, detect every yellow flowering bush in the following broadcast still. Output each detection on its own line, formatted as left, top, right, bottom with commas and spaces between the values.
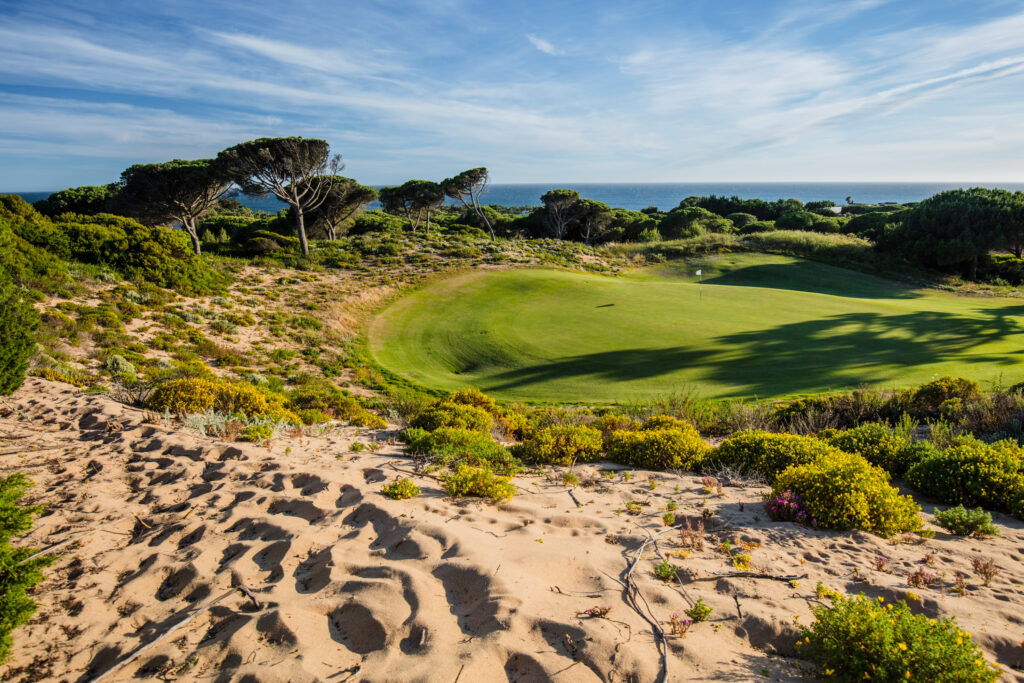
714, 430, 842, 482
381, 478, 420, 500
771, 452, 922, 536
798, 593, 1000, 682
511, 425, 603, 465
906, 439, 1024, 518
442, 465, 515, 501
606, 423, 708, 470
411, 401, 494, 432
819, 423, 923, 476
148, 378, 301, 424
147, 377, 217, 413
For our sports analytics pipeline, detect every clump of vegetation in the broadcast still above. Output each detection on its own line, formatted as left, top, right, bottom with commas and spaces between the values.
442, 465, 515, 501
410, 401, 494, 432
971, 556, 999, 587
770, 452, 922, 536
0, 474, 54, 664
933, 505, 999, 537
146, 378, 301, 424
381, 478, 421, 500
605, 421, 707, 470
402, 426, 520, 474
0, 278, 39, 396
714, 430, 841, 482
906, 438, 1024, 518
654, 559, 677, 582
240, 423, 274, 442
819, 422, 923, 476
684, 598, 713, 623
797, 593, 1000, 682
511, 425, 602, 465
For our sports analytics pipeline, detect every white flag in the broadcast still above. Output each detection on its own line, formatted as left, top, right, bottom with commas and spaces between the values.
696, 269, 702, 276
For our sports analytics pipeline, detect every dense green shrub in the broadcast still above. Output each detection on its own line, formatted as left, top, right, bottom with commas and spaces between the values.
0, 278, 39, 396
798, 593, 999, 682
819, 423, 924, 476
32, 184, 118, 216
0, 474, 54, 664
933, 504, 999, 537
906, 439, 1024, 517
287, 382, 385, 427
381, 478, 420, 500
511, 425, 602, 465
411, 401, 494, 432
771, 451, 922, 536
443, 465, 515, 501
606, 424, 707, 470
52, 213, 223, 294
715, 431, 841, 482
147, 378, 301, 424
403, 426, 519, 474
912, 377, 981, 417
0, 211, 71, 294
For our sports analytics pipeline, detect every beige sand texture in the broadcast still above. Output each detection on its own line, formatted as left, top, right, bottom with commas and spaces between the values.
1, 378, 1022, 682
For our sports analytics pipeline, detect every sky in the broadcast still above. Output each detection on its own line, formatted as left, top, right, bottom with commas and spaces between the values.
1, 0, 1024, 189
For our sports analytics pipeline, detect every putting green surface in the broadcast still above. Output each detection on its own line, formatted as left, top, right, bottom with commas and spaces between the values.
369, 254, 1024, 401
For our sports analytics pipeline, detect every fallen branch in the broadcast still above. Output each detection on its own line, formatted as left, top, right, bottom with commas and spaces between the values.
87, 589, 235, 682
622, 525, 677, 683
384, 461, 443, 482
18, 517, 129, 565
567, 488, 583, 508
701, 570, 808, 582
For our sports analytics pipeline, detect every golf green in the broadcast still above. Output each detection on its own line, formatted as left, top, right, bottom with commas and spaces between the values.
369, 253, 1024, 401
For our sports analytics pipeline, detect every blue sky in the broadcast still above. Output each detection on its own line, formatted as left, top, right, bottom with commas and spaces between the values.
1, 0, 1023, 189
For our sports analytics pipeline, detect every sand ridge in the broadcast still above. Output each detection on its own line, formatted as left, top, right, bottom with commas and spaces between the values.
1, 379, 1022, 682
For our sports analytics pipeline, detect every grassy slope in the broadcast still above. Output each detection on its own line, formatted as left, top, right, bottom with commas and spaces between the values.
369, 253, 1024, 402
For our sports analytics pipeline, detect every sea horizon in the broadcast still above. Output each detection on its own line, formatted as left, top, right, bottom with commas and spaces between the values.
11, 180, 1024, 213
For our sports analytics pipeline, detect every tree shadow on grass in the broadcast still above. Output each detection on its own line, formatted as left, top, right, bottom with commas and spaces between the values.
484, 307, 1024, 398
701, 260, 922, 300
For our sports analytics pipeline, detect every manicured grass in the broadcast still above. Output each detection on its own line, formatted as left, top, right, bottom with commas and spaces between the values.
369, 253, 1024, 402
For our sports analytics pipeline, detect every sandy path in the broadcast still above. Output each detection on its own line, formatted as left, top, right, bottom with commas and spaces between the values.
0, 379, 1021, 682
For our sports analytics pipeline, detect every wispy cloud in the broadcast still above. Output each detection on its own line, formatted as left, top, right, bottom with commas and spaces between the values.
526, 34, 563, 55
0, 0, 1023, 187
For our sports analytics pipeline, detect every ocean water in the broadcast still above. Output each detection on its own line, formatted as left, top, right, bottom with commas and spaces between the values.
12, 182, 1024, 214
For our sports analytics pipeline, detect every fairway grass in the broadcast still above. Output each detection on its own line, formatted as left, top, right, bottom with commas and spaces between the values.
369, 253, 1024, 402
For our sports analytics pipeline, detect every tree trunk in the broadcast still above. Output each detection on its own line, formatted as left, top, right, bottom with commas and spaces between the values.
184, 219, 202, 256
970, 254, 978, 281
295, 206, 310, 256
474, 204, 495, 241
425, 209, 431, 235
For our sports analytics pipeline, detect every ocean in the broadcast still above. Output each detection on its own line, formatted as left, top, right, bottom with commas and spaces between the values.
12, 182, 1024, 214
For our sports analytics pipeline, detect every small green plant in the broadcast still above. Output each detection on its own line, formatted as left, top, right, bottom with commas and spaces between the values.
654, 559, 677, 582
684, 598, 712, 623
240, 423, 274, 443
649, 479, 658, 490
662, 512, 676, 526
561, 471, 579, 486
732, 554, 751, 571
933, 505, 999, 537
381, 478, 420, 500
349, 441, 365, 452
666, 500, 677, 511
797, 593, 999, 682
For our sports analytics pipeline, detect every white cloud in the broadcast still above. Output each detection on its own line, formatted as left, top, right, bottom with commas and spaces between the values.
526, 34, 563, 55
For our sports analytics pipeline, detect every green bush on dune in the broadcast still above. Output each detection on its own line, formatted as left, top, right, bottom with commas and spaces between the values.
715, 430, 841, 482
771, 451, 922, 536
0, 276, 39, 396
906, 438, 1024, 518
606, 422, 708, 470
819, 423, 928, 476
0, 474, 54, 664
511, 424, 603, 465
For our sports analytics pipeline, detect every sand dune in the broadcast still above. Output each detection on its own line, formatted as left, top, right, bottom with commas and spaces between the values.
1, 378, 1022, 682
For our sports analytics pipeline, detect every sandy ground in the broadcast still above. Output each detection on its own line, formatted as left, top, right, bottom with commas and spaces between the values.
0, 379, 1022, 682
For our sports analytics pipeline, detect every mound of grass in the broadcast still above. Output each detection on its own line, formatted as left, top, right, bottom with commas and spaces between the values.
370, 254, 1024, 401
